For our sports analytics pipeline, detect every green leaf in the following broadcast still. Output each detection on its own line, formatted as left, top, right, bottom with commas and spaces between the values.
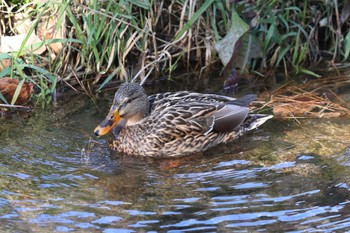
285, 6, 302, 12
292, 30, 301, 65
43, 38, 83, 45
299, 67, 321, 78
297, 45, 307, 65
263, 24, 276, 52
0, 53, 11, 60
0, 67, 11, 78
278, 14, 289, 32
276, 45, 292, 66
343, 31, 350, 61
280, 32, 298, 41
240, 34, 252, 72
235, 33, 262, 72
215, 8, 250, 66
216, 0, 228, 30
129, 0, 151, 9
0, 54, 11, 77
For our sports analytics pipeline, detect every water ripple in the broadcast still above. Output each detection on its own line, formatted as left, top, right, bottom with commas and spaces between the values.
2, 97, 350, 232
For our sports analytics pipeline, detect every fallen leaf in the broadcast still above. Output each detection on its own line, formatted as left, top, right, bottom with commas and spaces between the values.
0, 58, 11, 71
14, 12, 33, 35
0, 78, 34, 105
37, 17, 63, 54
0, 33, 46, 55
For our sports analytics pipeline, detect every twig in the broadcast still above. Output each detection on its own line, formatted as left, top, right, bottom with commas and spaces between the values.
0, 104, 31, 110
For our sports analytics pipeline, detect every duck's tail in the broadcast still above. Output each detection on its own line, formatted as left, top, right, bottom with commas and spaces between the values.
217, 113, 272, 146
242, 114, 273, 131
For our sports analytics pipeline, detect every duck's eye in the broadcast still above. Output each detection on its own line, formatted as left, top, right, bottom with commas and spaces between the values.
120, 98, 132, 108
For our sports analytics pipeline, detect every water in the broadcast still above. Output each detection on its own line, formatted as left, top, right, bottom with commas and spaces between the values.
1, 89, 350, 232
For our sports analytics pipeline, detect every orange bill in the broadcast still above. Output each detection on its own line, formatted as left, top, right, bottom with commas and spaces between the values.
94, 110, 121, 136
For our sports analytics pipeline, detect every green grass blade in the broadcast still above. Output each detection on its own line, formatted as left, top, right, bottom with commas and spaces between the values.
292, 30, 301, 65
19, 64, 56, 83
343, 31, 350, 60
15, 2, 48, 57
97, 67, 121, 91
10, 79, 25, 105
299, 67, 321, 78
276, 45, 292, 66
263, 24, 275, 52
175, 0, 216, 40
0, 67, 11, 78
0, 90, 8, 104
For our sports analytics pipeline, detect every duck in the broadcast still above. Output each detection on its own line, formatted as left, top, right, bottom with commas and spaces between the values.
94, 83, 272, 157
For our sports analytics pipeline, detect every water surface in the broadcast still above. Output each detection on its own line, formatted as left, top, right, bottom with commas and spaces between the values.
1, 86, 350, 232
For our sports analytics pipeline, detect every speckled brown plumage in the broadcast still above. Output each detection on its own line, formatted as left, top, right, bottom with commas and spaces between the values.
95, 83, 272, 158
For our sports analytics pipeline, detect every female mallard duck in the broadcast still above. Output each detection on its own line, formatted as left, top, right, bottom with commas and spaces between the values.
94, 83, 272, 157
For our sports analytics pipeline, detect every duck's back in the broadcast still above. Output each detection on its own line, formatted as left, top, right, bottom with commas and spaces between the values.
148, 91, 237, 110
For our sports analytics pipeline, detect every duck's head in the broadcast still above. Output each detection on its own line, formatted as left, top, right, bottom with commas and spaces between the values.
94, 83, 149, 136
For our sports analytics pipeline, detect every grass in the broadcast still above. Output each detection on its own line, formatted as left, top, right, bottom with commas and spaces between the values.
0, 0, 350, 105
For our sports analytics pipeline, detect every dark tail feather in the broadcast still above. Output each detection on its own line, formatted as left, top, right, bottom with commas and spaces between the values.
228, 94, 257, 107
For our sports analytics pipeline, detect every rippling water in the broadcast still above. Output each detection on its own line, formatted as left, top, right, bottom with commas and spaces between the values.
1, 92, 350, 232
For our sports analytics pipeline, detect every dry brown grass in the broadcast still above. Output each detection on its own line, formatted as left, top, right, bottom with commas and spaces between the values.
258, 75, 350, 119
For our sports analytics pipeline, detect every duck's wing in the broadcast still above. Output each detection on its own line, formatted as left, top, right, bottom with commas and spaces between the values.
149, 92, 256, 133
212, 104, 249, 132
146, 101, 220, 142
213, 94, 257, 132
148, 95, 255, 142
